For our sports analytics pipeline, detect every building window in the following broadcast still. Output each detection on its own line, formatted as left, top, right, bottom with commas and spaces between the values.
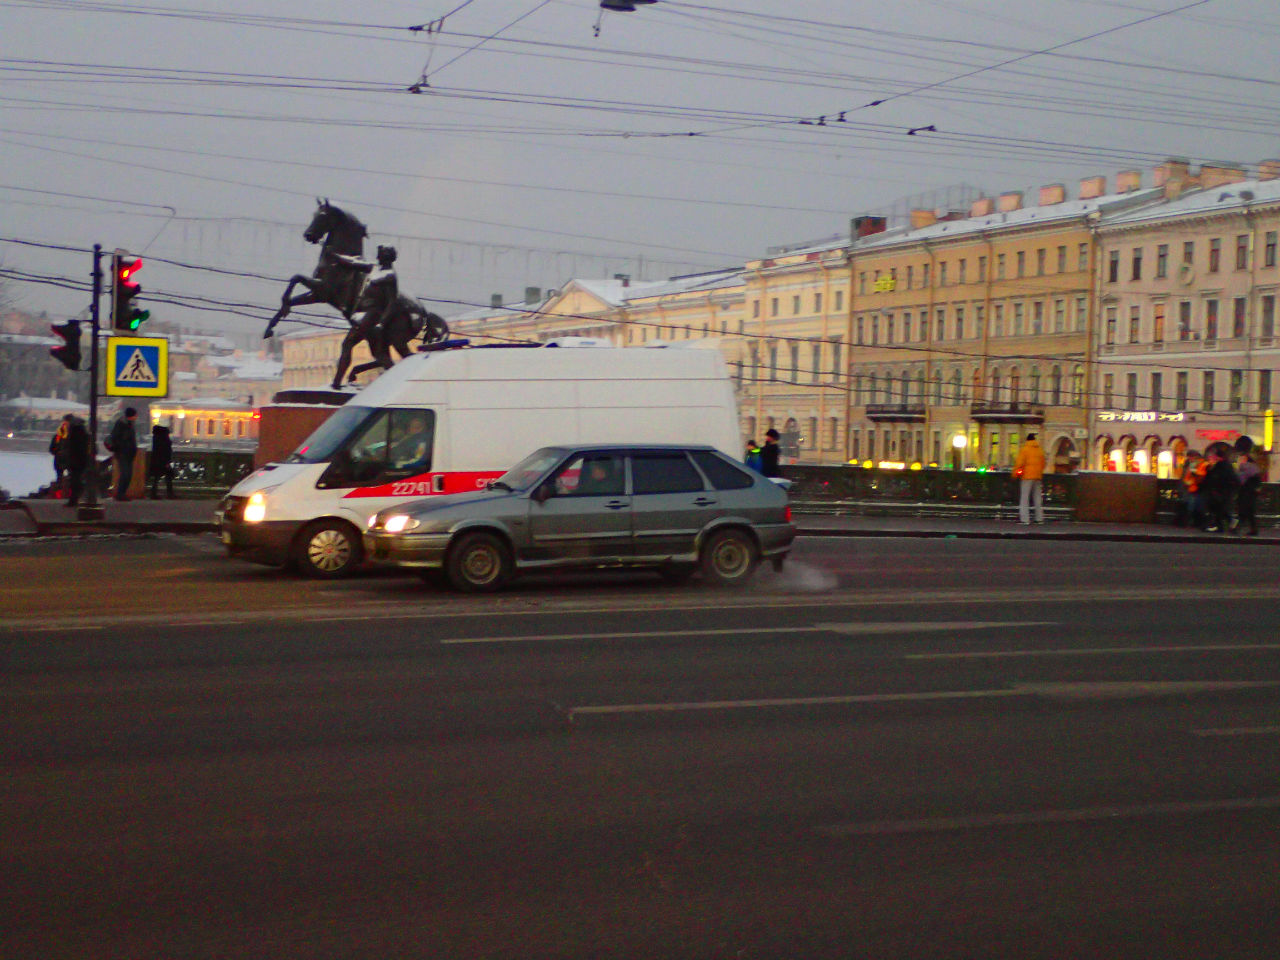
1266, 232, 1277, 268
1131, 247, 1143, 281
1075, 296, 1087, 332
829, 417, 839, 449
1036, 249, 1046, 276
1105, 306, 1117, 345
814, 292, 822, 313
807, 417, 818, 448
1203, 371, 1215, 410
1229, 369, 1244, 410
830, 340, 842, 380
1262, 295, 1276, 338
810, 343, 821, 383
791, 295, 800, 315
1233, 297, 1247, 338
1051, 366, 1062, 405
856, 317, 864, 344
977, 257, 986, 281
1209, 238, 1221, 273
1013, 302, 1024, 336
902, 313, 912, 343
790, 343, 800, 380
1176, 371, 1188, 411
922, 263, 930, 287
1057, 246, 1067, 273
936, 308, 946, 340
958, 259, 967, 284
1103, 373, 1114, 407
1261, 370, 1272, 410
1156, 244, 1168, 278
1032, 301, 1043, 335
871, 316, 879, 344
751, 300, 760, 319
886, 315, 894, 344
1205, 299, 1219, 340
1126, 373, 1138, 409
1108, 249, 1120, 283
770, 297, 779, 317
834, 290, 844, 312
1054, 299, 1065, 332
1016, 251, 1026, 278
1129, 306, 1141, 343
1183, 241, 1195, 265
851, 429, 860, 459
1236, 235, 1249, 270
1078, 243, 1089, 272
955, 306, 965, 340
996, 254, 1006, 279
1153, 302, 1165, 342
1178, 301, 1192, 340
1151, 372, 1163, 410
993, 304, 1004, 337
768, 343, 778, 380
1029, 367, 1041, 403
939, 262, 948, 287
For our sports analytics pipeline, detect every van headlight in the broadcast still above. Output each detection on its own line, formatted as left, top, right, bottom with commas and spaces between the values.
243, 486, 277, 523
383, 514, 420, 533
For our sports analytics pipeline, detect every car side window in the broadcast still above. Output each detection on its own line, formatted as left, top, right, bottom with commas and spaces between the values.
691, 450, 754, 490
552, 453, 625, 497
631, 453, 705, 495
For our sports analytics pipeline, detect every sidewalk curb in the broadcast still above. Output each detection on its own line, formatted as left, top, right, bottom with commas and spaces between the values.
799, 527, 1280, 545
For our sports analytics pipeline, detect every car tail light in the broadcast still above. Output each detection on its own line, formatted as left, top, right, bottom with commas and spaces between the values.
784, 505, 792, 522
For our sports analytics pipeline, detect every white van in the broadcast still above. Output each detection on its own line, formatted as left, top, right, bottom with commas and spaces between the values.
216, 343, 742, 577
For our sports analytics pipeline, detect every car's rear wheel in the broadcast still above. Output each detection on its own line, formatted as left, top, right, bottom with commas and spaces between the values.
296, 519, 363, 579
446, 531, 512, 593
699, 528, 758, 587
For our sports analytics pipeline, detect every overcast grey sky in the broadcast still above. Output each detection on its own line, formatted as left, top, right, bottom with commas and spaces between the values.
3, 0, 1279, 342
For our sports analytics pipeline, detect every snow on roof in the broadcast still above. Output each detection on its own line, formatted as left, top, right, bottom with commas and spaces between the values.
0, 395, 89, 411
571, 278, 670, 306
619, 269, 745, 302
156, 397, 254, 410
1102, 177, 1280, 227
0, 333, 59, 347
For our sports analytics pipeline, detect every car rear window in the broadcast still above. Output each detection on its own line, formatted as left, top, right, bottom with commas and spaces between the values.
691, 451, 755, 490
631, 453, 705, 494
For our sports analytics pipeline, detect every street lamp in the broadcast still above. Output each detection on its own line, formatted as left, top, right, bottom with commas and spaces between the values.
951, 432, 968, 471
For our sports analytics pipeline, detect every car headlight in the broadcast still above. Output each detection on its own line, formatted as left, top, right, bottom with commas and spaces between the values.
383, 514, 420, 533
243, 486, 278, 524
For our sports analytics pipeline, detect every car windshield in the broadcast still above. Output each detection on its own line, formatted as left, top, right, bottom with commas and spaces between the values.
284, 406, 374, 464
494, 448, 565, 490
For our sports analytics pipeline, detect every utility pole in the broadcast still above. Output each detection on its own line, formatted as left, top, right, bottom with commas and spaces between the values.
80, 244, 105, 520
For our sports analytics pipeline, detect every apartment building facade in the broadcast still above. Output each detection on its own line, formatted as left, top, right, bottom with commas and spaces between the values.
1093, 160, 1280, 474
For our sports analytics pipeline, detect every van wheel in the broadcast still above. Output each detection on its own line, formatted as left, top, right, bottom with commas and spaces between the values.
446, 532, 512, 593
700, 529, 757, 587
297, 520, 363, 579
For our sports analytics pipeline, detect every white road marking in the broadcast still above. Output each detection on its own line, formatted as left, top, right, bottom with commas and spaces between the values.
908, 642, 1280, 660
569, 687, 1026, 717
442, 620, 1049, 645
1193, 726, 1280, 737
569, 680, 1280, 719
816, 796, 1280, 837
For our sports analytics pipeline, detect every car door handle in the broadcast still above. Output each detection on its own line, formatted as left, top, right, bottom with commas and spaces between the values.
604, 500, 629, 510
693, 497, 717, 506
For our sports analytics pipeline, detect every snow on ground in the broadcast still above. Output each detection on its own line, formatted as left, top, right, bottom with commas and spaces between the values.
0, 451, 54, 498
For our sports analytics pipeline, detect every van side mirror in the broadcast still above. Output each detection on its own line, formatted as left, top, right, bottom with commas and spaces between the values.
532, 481, 554, 504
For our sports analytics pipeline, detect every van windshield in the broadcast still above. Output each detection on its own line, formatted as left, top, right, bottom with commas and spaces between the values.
285, 406, 374, 464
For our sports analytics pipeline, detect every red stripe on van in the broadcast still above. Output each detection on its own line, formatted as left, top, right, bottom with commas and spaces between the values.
340, 470, 503, 499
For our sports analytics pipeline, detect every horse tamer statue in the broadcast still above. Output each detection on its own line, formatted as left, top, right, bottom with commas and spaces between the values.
263, 200, 449, 388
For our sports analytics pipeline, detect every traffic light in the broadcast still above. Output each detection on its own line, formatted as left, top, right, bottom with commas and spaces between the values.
111, 252, 150, 331
50, 320, 82, 371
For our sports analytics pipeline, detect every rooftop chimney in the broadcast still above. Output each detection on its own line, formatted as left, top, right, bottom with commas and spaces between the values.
909, 209, 937, 230
1153, 159, 1190, 187
1116, 170, 1142, 193
524, 286, 541, 304
1259, 159, 1280, 182
997, 191, 1023, 212
851, 215, 887, 238
612, 274, 630, 288
1079, 176, 1106, 199
1199, 162, 1246, 189
1038, 184, 1066, 206
969, 197, 995, 217
490, 293, 503, 308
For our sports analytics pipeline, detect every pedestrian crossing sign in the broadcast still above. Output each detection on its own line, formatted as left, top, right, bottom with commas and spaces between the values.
106, 336, 168, 397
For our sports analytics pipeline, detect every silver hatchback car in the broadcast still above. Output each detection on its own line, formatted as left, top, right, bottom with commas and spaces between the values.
365, 444, 795, 592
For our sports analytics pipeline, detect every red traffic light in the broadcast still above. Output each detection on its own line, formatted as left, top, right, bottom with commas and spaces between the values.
117, 256, 142, 286
50, 319, 82, 371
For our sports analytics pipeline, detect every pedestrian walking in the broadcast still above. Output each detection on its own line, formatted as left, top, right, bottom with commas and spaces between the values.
106, 407, 139, 501
744, 440, 763, 472
1175, 450, 1204, 528
1199, 445, 1238, 533
62, 415, 91, 508
1235, 449, 1262, 536
1014, 432, 1047, 524
759, 428, 781, 478
148, 423, 175, 499
49, 414, 71, 493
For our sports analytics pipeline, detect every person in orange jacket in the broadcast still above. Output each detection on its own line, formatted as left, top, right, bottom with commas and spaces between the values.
1014, 432, 1047, 524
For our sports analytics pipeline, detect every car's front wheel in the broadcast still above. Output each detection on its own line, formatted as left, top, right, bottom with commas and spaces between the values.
446, 531, 512, 593
699, 528, 758, 587
296, 519, 363, 579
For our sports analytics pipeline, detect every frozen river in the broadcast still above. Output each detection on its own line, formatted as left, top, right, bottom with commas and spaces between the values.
0, 450, 54, 498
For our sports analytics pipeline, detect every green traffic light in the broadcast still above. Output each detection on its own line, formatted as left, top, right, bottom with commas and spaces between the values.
128, 309, 151, 330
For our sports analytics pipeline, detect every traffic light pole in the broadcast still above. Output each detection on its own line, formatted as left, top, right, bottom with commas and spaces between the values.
80, 244, 105, 520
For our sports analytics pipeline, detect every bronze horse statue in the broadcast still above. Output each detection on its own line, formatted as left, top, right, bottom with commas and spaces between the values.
263, 198, 367, 338
345, 296, 450, 384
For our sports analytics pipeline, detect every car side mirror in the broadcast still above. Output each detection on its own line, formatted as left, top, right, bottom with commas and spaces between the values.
532, 481, 554, 504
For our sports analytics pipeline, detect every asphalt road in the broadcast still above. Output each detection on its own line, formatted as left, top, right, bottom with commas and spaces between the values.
5, 535, 1280, 959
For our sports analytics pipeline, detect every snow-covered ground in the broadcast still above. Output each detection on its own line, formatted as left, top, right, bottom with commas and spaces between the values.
0, 451, 53, 498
